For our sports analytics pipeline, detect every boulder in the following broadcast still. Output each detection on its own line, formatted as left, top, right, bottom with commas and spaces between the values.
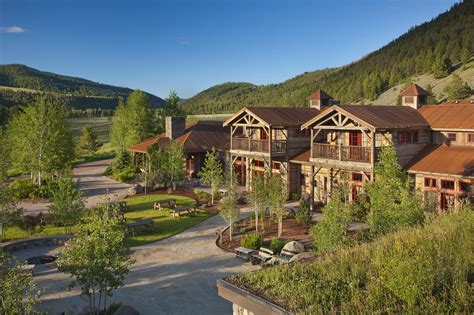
289, 252, 314, 263
282, 241, 305, 254
128, 184, 143, 196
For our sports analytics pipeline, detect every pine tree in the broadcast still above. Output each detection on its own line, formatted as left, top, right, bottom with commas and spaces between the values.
444, 74, 471, 100
432, 56, 452, 78
77, 125, 101, 154
460, 48, 471, 69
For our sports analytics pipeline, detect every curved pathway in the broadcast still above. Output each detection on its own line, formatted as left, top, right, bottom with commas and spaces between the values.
19, 158, 131, 216
16, 209, 257, 314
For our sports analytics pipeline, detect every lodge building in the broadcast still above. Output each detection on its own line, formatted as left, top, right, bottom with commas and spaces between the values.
129, 84, 473, 210
222, 84, 473, 210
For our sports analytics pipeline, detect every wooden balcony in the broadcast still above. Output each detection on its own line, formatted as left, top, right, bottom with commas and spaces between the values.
312, 143, 371, 163
231, 137, 287, 154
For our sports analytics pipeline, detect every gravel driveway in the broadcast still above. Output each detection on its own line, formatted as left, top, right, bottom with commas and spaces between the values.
19, 158, 131, 216
16, 209, 256, 314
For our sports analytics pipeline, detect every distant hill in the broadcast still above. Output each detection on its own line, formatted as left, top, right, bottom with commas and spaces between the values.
0, 64, 165, 109
182, 0, 473, 114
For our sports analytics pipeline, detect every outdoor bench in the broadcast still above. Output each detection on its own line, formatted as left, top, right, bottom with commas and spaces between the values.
126, 219, 155, 236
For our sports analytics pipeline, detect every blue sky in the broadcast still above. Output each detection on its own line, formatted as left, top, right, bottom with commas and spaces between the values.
0, 0, 459, 98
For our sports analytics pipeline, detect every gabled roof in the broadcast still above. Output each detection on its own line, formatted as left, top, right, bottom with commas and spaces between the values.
302, 104, 429, 130
223, 107, 319, 128
418, 102, 474, 130
129, 120, 229, 154
407, 145, 474, 177
399, 83, 429, 97
307, 89, 332, 100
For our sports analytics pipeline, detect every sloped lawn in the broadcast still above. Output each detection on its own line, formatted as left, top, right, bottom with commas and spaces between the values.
2, 193, 215, 248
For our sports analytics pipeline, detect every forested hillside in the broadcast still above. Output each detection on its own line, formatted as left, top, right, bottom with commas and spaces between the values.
182, 0, 473, 114
0, 64, 164, 109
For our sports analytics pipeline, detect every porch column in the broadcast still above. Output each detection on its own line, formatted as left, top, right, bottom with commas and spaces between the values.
310, 165, 315, 211
245, 157, 250, 191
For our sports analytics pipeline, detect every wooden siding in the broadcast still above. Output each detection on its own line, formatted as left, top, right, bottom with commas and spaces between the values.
392, 128, 430, 167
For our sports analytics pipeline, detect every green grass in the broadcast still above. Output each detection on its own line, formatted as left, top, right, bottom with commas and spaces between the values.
68, 116, 113, 144
72, 150, 116, 166
2, 194, 216, 248
123, 194, 215, 247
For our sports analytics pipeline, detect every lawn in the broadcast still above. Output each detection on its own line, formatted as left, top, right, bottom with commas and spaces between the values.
122, 193, 216, 247
2, 194, 216, 248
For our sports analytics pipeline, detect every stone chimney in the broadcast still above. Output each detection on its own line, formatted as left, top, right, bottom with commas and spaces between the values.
399, 83, 429, 109
308, 89, 333, 110
165, 116, 186, 140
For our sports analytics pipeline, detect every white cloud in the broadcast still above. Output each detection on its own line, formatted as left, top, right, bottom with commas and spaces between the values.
0, 26, 26, 33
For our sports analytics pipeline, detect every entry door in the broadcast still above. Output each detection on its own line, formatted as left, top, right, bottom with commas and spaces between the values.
441, 193, 455, 210
349, 131, 362, 146
349, 131, 362, 160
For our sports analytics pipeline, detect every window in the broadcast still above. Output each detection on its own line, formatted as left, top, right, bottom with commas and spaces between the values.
441, 180, 455, 190
448, 133, 456, 142
398, 131, 419, 144
253, 160, 264, 167
468, 134, 474, 143
352, 173, 363, 182
260, 128, 268, 140
460, 182, 472, 192
424, 177, 437, 188
272, 161, 280, 170
404, 96, 414, 104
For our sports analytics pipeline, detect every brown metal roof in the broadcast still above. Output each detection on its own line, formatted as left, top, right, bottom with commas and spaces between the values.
399, 83, 429, 96
418, 103, 474, 130
407, 145, 474, 177
307, 89, 332, 100
303, 105, 429, 130
290, 149, 311, 164
246, 107, 319, 127
224, 107, 319, 127
128, 121, 229, 154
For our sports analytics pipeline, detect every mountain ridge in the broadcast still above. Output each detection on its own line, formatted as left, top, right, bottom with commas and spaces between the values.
181, 0, 473, 114
0, 64, 165, 109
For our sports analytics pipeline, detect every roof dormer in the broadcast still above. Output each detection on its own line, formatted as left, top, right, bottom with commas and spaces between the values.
399, 83, 429, 109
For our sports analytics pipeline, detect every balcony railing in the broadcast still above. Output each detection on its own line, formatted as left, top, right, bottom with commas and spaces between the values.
232, 137, 287, 154
312, 143, 371, 163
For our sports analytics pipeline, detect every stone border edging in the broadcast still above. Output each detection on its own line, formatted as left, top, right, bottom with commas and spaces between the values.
0, 235, 72, 253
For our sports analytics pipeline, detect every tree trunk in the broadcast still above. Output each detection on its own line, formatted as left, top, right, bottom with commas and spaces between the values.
211, 187, 214, 205
278, 218, 283, 238
38, 171, 42, 187
229, 224, 233, 241
255, 211, 259, 232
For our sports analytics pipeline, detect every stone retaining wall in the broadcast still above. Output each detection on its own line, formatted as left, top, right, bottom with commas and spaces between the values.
0, 235, 71, 253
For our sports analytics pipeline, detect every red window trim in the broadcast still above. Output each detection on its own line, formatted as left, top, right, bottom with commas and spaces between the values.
441, 179, 455, 190
424, 177, 437, 188
352, 173, 363, 182
448, 133, 456, 142
398, 131, 419, 144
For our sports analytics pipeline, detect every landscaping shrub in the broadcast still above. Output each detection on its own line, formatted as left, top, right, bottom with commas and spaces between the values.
228, 210, 474, 314
290, 193, 300, 201
113, 167, 136, 183
270, 239, 287, 254
240, 234, 262, 250
295, 200, 311, 224
9, 178, 36, 200
9, 178, 58, 200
